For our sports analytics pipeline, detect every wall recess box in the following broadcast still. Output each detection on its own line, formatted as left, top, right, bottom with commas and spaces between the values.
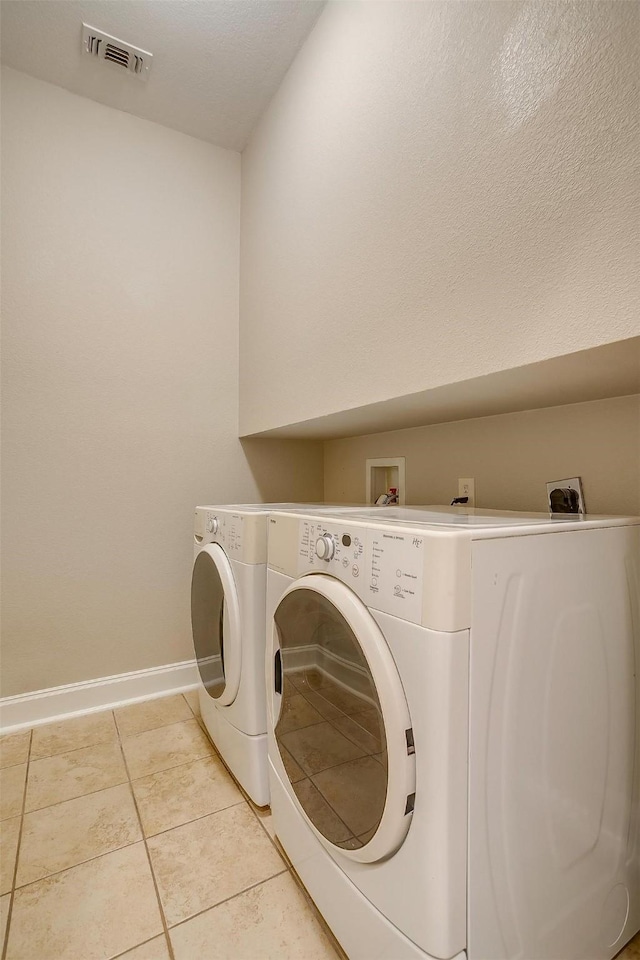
366, 458, 405, 505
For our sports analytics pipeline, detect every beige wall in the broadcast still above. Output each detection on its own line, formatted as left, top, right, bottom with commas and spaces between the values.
324, 396, 640, 516
240, 1, 639, 436
0, 68, 323, 698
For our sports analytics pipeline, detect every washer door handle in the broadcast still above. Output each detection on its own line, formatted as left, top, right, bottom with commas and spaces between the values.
274, 649, 282, 695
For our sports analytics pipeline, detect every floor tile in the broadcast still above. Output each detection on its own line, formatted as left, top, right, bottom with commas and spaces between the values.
350, 706, 381, 737
0, 764, 26, 820
147, 803, 284, 926
308, 674, 372, 718
122, 719, 214, 780
312, 755, 386, 838
132, 756, 242, 837
302, 690, 344, 721
617, 931, 640, 958
0, 817, 20, 894
170, 872, 339, 960
17, 783, 141, 887
31, 712, 117, 760
117, 934, 171, 959
25, 741, 127, 812
279, 744, 305, 782
6, 843, 163, 960
182, 689, 200, 717
276, 694, 323, 735
252, 804, 276, 840
292, 778, 352, 845
1, 893, 10, 950
279, 721, 365, 777
289, 673, 343, 721
115, 695, 192, 739
332, 713, 382, 755
0, 731, 30, 769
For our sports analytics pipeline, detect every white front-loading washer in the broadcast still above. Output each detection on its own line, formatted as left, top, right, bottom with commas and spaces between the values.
191, 503, 364, 806
265, 506, 640, 960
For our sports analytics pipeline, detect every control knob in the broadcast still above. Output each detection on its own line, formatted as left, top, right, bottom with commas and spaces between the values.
207, 517, 218, 534
315, 535, 335, 560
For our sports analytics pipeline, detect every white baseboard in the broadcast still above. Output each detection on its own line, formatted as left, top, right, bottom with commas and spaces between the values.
0, 660, 200, 734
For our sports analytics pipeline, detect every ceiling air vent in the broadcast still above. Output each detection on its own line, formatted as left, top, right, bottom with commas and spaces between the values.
81, 23, 153, 81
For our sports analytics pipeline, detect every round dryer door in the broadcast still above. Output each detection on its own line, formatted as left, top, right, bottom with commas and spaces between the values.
191, 544, 241, 707
271, 574, 416, 864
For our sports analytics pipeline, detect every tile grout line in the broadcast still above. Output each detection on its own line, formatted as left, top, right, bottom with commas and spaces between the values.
284, 854, 348, 960
166, 868, 289, 933
1, 728, 33, 960
141, 797, 247, 842
180, 693, 197, 719
113, 710, 177, 960
0, 756, 30, 771
5, 726, 245, 895
2, 697, 343, 957
176, 695, 306, 927
19, 776, 130, 818
182, 700, 284, 855
246, 800, 278, 846
195, 730, 286, 860
6, 793, 246, 897
110, 931, 167, 960
287, 685, 382, 754
22, 747, 216, 818
269, 835, 346, 960
26, 713, 198, 765
266, 679, 356, 957
6, 698, 333, 954
177, 696, 301, 901
121, 695, 292, 946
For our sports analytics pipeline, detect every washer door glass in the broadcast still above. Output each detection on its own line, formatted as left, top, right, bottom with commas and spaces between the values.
273, 575, 415, 862
191, 544, 241, 706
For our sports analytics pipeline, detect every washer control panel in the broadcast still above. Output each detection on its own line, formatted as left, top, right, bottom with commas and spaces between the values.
297, 519, 425, 624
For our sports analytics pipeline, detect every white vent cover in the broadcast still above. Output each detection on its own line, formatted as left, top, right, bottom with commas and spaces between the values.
82, 23, 153, 81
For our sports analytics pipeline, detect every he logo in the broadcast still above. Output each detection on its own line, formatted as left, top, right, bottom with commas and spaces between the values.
412, 538, 422, 548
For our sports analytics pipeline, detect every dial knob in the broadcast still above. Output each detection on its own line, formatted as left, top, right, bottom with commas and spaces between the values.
207, 517, 218, 534
315, 535, 335, 560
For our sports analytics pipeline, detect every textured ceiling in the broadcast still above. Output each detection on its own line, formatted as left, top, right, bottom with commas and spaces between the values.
0, 0, 325, 150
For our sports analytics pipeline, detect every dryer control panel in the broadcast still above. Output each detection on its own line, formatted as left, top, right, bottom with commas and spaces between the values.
194, 508, 267, 564
296, 518, 426, 625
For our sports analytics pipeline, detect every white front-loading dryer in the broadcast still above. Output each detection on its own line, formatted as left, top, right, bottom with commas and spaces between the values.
265, 507, 640, 960
191, 503, 364, 806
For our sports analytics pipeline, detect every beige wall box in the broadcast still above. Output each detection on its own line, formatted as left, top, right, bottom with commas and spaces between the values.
366, 458, 405, 505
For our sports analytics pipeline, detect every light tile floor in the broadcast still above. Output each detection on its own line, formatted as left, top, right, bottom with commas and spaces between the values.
1, 692, 639, 960
0, 693, 341, 960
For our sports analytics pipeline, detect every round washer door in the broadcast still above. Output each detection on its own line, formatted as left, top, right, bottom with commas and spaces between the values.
191, 544, 241, 707
271, 574, 416, 864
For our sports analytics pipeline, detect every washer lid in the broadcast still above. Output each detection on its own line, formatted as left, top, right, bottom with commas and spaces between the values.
272, 573, 416, 863
191, 544, 241, 707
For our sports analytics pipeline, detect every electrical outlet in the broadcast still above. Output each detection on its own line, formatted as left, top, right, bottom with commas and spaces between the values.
546, 477, 585, 514
458, 478, 475, 507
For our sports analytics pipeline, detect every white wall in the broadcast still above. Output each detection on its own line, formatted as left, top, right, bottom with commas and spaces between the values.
240, 0, 640, 436
1, 68, 323, 698
324, 395, 640, 516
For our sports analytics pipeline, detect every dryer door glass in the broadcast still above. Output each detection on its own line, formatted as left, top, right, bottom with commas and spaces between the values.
191, 548, 228, 700
274, 587, 388, 850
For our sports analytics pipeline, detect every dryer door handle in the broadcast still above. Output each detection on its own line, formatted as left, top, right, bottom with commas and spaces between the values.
274, 649, 282, 695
